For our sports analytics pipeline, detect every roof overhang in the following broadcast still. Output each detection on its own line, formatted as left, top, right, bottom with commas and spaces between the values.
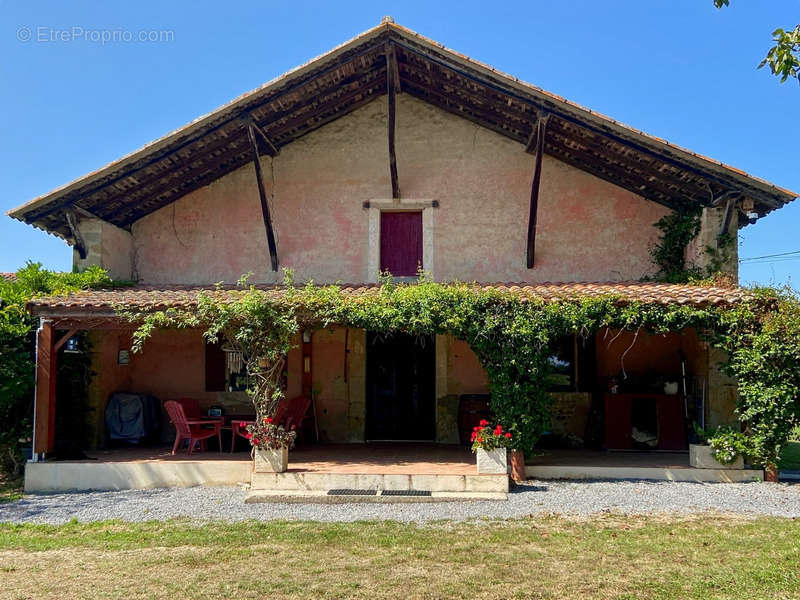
8, 20, 797, 244
27, 281, 751, 330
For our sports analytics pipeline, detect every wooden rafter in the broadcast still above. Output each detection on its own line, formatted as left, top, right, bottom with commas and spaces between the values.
248, 116, 280, 156
247, 122, 279, 271
386, 44, 400, 199
64, 209, 87, 259
526, 113, 549, 268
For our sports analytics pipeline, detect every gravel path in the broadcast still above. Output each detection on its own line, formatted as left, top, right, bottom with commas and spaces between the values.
2, 480, 799, 524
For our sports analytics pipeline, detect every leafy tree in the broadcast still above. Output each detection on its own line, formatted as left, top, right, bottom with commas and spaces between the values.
0, 263, 115, 474
715, 1, 800, 84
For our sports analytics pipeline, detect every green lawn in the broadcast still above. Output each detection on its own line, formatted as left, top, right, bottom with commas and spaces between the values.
0, 516, 798, 599
0, 474, 22, 504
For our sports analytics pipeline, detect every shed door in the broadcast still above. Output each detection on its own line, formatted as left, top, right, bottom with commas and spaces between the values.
380, 211, 422, 276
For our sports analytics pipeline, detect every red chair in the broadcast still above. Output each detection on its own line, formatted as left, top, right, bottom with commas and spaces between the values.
281, 395, 312, 431
164, 400, 223, 456
229, 396, 311, 452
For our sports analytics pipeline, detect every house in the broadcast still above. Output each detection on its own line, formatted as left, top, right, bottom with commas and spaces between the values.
8, 19, 796, 493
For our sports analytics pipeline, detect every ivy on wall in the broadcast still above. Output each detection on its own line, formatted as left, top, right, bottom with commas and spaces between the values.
126, 274, 800, 470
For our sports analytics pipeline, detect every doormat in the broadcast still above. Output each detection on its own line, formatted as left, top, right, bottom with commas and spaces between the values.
381, 489, 432, 497
327, 489, 378, 496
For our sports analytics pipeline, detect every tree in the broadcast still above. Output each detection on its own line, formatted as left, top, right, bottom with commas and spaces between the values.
714, 1, 800, 84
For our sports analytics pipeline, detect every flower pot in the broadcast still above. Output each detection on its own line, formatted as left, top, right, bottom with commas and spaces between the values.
476, 447, 507, 474
510, 449, 526, 482
689, 444, 743, 469
253, 447, 289, 473
764, 464, 779, 482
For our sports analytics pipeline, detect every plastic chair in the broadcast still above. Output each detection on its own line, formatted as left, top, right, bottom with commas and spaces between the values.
164, 400, 223, 456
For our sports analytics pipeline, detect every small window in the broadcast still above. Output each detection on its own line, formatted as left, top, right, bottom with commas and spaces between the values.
380, 211, 422, 276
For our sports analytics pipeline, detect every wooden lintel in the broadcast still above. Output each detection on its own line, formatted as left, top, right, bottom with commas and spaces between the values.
64, 209, 87, 260
54, 328, 79, 352
386, 45, 400, 199
247, 123, 279, 271
526, 113, 550, 269
34, 320, 57, 455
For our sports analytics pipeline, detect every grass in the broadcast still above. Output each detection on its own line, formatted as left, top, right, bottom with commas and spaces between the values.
0, 515, 798, 599
0, 474, 22, 504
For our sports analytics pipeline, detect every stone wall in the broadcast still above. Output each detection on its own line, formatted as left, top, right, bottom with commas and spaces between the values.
72, 217, 134, 280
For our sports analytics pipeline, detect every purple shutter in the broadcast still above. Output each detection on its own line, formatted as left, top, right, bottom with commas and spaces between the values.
380, 212, 423, 276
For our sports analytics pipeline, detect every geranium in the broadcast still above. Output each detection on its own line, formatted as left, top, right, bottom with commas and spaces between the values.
245, 417, 297, 451
470, 421, 513, 453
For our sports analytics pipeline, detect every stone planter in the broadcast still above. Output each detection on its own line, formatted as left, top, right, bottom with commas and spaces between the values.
689, 444, 744, 469
253, 447, 289, 473
476, 447, 508, 474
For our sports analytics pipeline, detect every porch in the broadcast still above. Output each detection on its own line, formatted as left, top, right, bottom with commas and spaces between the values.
23, 443, 761, 494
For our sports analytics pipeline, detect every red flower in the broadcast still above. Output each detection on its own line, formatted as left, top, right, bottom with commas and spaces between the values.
479, 419, 489, 427
494, 425, 503, 436
244, 433, 252, 439
252, 438, 259, 445
266, 417, 274, 424
473, 426, 481, 432
505, 432, 512, 439
239, 422, 247, 428
290, 425, 296, 430
477, 437, 483, 443
470, 432, 477, 442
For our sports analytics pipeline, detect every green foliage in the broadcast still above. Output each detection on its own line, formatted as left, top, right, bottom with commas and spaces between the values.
650, 206, 702, 282
0, 263, 116, 474
715, 1, 799, 84
694, 424, 749, 464
124, 272, 800, 465
716, 286, 800, 468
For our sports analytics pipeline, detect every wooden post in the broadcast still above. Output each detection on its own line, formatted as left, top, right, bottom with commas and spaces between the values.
34, 320, 57, 455
526, 113, 549, 268
247, 122, 279, 271
386, 45, 400, 199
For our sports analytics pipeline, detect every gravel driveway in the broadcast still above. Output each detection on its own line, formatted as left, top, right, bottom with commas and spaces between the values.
2, 480, 799, 524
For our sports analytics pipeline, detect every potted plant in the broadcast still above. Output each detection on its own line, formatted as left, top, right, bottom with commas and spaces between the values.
690, 424, 747, 470
470, 420, 512, 474
243, 417, 298, 473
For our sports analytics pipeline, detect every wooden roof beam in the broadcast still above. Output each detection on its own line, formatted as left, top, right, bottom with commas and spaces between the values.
247, 122, 279, 271
526, 112, 549, 268
386, 44, 400, 199
64, 209, 87, 260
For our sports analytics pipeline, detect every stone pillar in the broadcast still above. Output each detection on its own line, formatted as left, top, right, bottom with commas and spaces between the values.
706, 346, 738, 428
72, 217, 135, 280
685, 205, 738, 279
346, 329, 367, 441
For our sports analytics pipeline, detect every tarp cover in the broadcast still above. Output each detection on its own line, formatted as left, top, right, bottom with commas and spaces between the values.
104, 393, 160, 441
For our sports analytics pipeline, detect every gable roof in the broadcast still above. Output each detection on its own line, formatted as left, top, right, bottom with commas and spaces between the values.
8, 18, 796, 242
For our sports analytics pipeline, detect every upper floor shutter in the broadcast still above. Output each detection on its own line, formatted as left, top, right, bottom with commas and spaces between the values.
380, 211, 422, 276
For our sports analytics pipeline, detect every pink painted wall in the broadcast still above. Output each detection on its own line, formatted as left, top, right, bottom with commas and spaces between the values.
132, 94, 669, 285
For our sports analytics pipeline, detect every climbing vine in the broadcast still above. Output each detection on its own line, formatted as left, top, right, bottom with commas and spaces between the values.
123, 274, 800, 470
650, 206, 702, 282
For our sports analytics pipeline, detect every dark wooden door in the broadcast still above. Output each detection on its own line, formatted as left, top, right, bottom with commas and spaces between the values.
366, 332, 435, 440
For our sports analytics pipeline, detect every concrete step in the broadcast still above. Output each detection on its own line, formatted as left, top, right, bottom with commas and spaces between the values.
250, 471, 509, 493
245, 490, 507, 503
525, 465, 763, 483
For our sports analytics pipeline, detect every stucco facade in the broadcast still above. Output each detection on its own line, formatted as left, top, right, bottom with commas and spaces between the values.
112, 94, 669, 286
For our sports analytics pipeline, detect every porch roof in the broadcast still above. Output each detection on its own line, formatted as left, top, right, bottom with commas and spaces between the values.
27, 281, 750, 322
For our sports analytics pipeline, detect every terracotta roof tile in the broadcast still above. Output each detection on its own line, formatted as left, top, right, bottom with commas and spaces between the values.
27, 281, 750, 317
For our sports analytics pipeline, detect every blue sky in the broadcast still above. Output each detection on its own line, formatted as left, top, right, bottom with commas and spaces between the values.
1, 1, 797, 285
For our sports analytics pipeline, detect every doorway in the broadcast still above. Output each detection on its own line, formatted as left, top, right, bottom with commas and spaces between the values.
366, 332, 435, 441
